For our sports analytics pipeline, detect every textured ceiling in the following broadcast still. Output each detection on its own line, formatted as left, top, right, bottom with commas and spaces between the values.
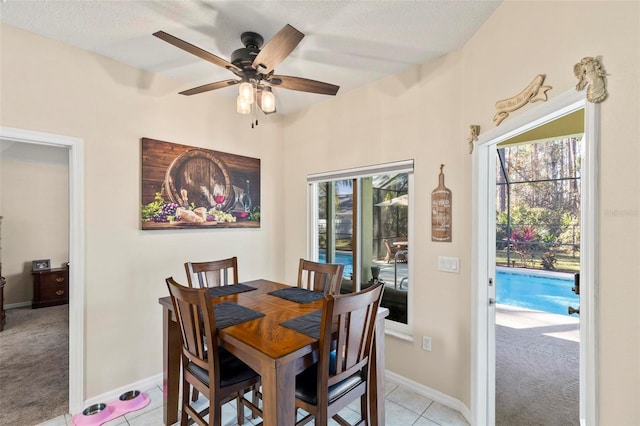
0, 1, 501, 115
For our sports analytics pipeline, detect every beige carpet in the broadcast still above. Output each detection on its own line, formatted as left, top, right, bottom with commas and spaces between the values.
496, 305, 579, 426
0, 305, 69, 426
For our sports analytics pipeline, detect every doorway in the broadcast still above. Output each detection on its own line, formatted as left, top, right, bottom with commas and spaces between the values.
471, 90, 598, 426
494, 131, 583, 424
0, 126, 85, 416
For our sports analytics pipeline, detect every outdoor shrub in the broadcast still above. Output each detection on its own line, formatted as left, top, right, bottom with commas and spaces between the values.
540, 251, 557, 270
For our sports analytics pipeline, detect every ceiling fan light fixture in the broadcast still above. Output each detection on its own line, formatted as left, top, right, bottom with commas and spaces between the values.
155, 24, 339, 120
238, 81, 254, 104
236, 96, 251, 114
260, 87, 276, 113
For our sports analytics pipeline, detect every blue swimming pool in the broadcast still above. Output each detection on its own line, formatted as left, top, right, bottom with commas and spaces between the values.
317, 250, 353, 278
496, 268, 579, 316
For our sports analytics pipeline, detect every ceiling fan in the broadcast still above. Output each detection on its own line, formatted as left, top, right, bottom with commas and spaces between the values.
153, 24, 340, 115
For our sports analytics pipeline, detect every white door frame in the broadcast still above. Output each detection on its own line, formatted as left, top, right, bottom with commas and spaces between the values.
0, 126, 85, 415
471, 89, 598, 426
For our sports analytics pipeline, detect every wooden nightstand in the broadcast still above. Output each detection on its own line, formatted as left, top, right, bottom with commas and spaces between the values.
32, 267, 69, 309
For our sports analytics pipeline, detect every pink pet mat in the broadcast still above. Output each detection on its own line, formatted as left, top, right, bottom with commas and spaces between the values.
72, 391, 150, 426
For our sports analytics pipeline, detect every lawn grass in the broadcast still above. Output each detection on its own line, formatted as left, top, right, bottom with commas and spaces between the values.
496, 248, 580, 272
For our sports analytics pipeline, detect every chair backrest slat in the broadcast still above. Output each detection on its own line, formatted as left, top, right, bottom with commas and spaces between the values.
297, 258, 345, 295
185, 257, 239, 289
166, 277, 220, 378
319, 282, 384, 388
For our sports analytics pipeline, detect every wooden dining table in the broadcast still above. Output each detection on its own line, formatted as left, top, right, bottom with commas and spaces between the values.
159, 279, 389, 426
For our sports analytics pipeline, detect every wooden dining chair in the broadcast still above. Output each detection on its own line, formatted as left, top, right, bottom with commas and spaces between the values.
184, 257, 241, 402
166, 277, 262, 426
294, 282, 384, 426
184, 257, 238, 288
297, 258, 345, 295
183, 257, 261, 406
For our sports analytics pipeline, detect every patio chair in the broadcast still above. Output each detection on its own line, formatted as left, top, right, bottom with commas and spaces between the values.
383, 239, 407, 263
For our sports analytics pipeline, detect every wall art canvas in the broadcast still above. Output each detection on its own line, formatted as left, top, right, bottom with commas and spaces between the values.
141, 138, 260, 229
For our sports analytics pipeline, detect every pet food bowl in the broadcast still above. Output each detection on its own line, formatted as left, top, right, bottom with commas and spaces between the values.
72, 390, 149, 425
119, 390, 140, 401
113, 389, 150, 412
73, 403, 113, 425
82, 403, 107, 416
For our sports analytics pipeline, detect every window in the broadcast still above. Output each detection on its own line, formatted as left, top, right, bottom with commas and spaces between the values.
308, 161, 413, 329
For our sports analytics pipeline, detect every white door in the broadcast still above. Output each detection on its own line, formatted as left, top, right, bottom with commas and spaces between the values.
0, 126, 86, 415
471, 90, 598, 426
494, 137, 582, 425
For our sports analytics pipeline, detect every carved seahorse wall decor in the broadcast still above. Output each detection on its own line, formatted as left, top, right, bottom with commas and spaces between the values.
574, 57, 607, 103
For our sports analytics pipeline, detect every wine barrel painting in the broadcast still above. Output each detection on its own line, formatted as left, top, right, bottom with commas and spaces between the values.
164, 149, 233, 211
141, 138, 260, 229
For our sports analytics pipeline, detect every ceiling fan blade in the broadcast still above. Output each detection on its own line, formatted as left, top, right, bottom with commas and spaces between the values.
270, 75, 339, 96
252, 24, 304, 75
179, 79, 240, 96
153, 31, 241, 73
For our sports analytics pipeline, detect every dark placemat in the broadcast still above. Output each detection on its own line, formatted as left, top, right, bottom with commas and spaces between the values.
268, 287, 326, 304
207, 283, 256, 298
279, 310, 323, 338
213, 302, 264, 329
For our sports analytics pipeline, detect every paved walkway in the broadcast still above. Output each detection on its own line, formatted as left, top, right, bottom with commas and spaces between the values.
495, 304, 579, 425
496, 304, 579, 342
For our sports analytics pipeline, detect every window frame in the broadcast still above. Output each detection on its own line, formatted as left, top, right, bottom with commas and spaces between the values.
307, 160, 414, 334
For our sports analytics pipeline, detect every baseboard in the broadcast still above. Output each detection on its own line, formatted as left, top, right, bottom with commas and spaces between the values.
385, 370, 472, 424
80, 370, 471, 422
80, 373, 163, 413
5, 301, 32, 309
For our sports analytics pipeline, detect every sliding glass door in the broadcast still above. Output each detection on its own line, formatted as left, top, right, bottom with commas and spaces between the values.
316, 180, 355, 284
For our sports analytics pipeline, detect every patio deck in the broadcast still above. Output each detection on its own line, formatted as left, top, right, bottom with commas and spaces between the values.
372, 259, 408, 290
496, 304, 579, 425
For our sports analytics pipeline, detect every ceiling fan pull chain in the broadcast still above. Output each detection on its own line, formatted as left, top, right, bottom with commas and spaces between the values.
250, 95, 256, 128
254, 83, 259, 127
252, 94, 259, 128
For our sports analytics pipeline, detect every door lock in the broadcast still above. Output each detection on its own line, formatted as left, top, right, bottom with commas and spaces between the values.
568, 306, 580, 315
572, 273, 580, 295
489, 298, 496, 306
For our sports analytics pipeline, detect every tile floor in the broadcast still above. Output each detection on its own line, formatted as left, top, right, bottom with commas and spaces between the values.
38, 376, 469, 426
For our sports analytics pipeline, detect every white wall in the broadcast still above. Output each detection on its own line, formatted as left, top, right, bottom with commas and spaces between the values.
0, 142, 69, 304
282, 1, 639, 424
0, 23, 285, 397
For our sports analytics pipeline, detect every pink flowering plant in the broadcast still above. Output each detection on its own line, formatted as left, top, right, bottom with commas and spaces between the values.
510, 225, 539, 267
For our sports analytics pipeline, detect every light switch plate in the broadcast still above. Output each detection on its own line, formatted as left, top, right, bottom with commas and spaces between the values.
437, 256, 460, 273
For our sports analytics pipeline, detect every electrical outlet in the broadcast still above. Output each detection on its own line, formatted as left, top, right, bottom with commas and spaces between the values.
422, 336, 432, 352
